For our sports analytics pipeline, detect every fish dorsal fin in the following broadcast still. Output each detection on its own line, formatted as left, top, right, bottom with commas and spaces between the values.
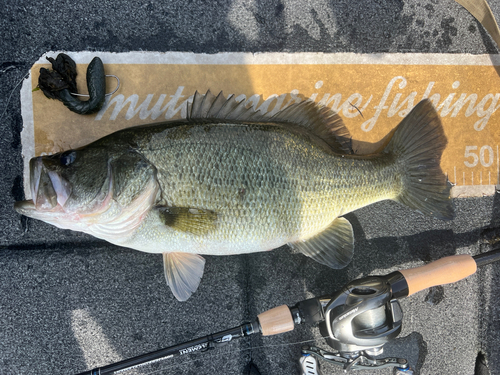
288, 217, 354, 269
187, 90, 352, 154
163, 252, 206, 301
270, 100, 351, 153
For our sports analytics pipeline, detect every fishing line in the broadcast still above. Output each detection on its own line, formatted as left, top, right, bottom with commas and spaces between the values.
0, 69, 29, 123
0, 65, 19, 74
115, 337, 326, 375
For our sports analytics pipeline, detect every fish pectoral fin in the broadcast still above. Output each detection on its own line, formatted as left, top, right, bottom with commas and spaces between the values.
157, 206, 217, 235
163, 252, 206, 301
289, 217, 354, 269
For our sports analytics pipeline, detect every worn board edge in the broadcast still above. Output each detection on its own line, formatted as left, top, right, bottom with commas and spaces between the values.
451, 184, 498, 197
21, 51, 500, 199
31, 50, 500, 66
20, 71, 34, 199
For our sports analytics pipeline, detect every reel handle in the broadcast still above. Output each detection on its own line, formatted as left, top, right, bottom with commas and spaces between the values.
399, 254, 477, 296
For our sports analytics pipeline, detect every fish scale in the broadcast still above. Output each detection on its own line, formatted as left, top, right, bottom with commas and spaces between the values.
136, 123, 396, 250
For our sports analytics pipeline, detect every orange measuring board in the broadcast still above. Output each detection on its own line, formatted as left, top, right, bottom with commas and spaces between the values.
21, 52, 500, 198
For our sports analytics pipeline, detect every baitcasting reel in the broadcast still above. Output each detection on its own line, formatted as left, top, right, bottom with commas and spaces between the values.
296, 273, 410, 374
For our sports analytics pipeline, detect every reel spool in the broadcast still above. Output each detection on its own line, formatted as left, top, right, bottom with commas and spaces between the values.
320, 276, 404, 354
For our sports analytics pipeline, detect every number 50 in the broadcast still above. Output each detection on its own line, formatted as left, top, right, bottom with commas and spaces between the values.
464, 146, 494, 167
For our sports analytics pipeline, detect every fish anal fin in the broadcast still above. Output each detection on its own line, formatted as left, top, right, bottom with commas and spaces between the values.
188, 90, 352, 154
163, 252, 206, 301
157, 206, 217, 235
289, 217, 354, 269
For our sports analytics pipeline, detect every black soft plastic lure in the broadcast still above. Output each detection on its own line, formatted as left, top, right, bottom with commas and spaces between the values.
37, 53, 105, 115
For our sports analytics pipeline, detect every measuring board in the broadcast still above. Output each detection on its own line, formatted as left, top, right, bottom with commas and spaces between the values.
21, 52, 500, 198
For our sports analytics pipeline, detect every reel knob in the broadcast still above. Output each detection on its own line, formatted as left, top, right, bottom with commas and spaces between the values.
300, 350, 322, 375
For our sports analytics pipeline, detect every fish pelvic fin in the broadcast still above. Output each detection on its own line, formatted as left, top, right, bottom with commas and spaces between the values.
386, 99, 454, 220
187, 90, 352, 154
289, 217, 354, 269
163, 252, 206, 301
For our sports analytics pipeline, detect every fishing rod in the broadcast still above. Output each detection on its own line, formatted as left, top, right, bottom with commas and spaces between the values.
75, 247, 500, 375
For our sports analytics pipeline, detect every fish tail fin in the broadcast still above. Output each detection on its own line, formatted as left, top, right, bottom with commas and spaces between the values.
385, 99, 454, 220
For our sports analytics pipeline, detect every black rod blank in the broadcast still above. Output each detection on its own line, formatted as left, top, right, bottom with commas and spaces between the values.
473, 247, 500, 267
74, 322, 259, 375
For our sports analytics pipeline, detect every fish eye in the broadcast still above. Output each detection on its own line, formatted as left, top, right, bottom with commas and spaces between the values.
59, 151, 76, 166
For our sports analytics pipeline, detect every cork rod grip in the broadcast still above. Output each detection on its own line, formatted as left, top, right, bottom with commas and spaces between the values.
400, 254, 477, 296
257, 305, 294, 336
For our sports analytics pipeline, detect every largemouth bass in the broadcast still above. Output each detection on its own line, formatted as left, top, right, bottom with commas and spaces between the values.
15, 91, 453, 301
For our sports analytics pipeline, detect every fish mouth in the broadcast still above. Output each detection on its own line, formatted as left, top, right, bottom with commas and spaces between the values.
15, 157, 72, 214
